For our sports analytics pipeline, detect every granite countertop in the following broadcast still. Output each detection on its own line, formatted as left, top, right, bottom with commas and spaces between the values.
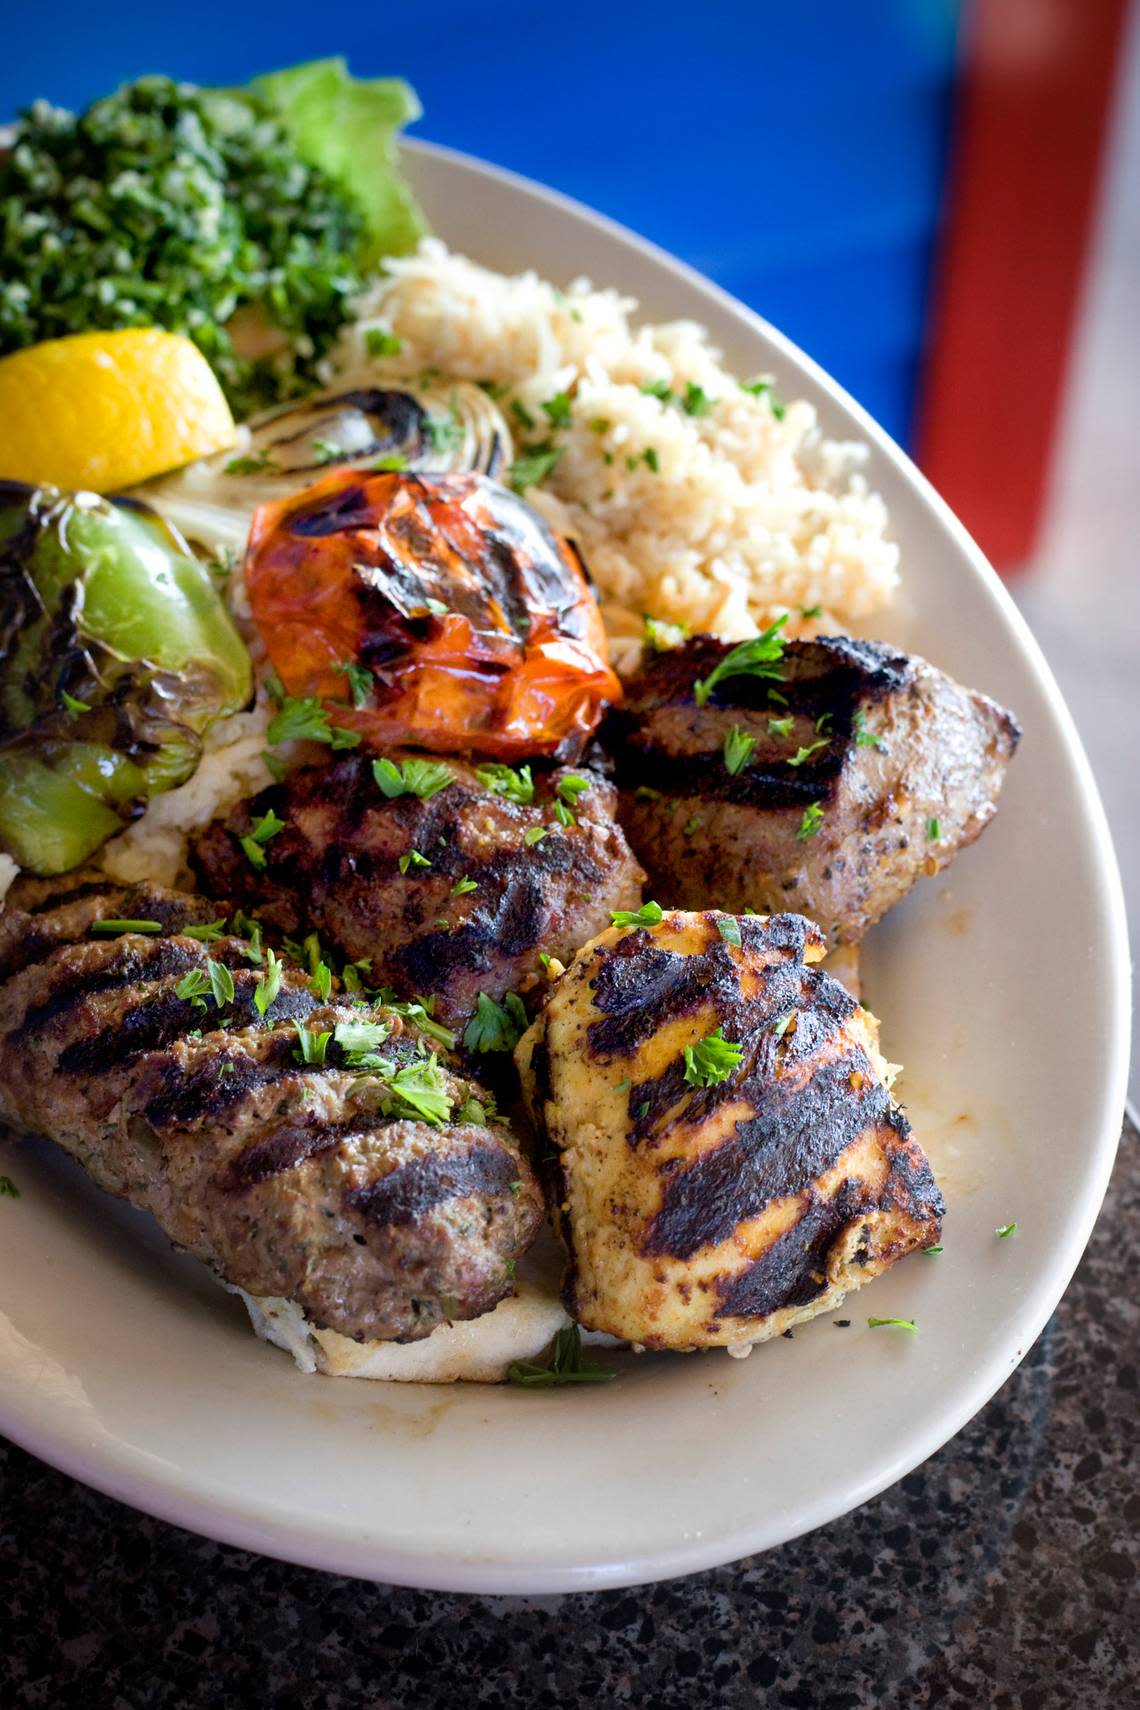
2, 1115, 1136, 1710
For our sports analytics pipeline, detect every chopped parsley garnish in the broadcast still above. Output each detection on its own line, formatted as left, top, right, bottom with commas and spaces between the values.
634, 785, 663, 800
90, 918, 162, 935
589, 416, 612, 434
370, 452, 408, 472
643, 447, 659, 472
768, 715, 794, 737
796, 801, 824, 841
232, 910, 264, 961
262, 750, 286, 783
523, 826, 548, 847
643, 614, 687, 652
364, 328, 403, 358
457, 1097, 492, 1126
787, 738, 828, 768
542, 391, 573, 427
425, 395, 462, 454
927, 818, 942, 842
462, 991, 528, 1054
372, 756, 455, 800
475, 762, 534, 806
267, 695, 360, 749
292, 1021, 332, 1066
723, 725, 757, 775
398, 849, 431, 874
683, 1025, 744, 1087
610, 900, 664, 929
867, 1317, 917, 1331
613, 1079, 631, 1094
739, 379, 786, 419
508, 446, 562, 492
693, 615, 788, 706
224, 450, 276, 477
0, 1175, 19, 1198
683, 814, 703, 837
309, 436, 343, 465
772, 1010, 797, 1040
557, 775, 590, 806
681, 381, 716, 417
801, 603, 824, 619
477, 378, 509, 400
207, 958, 235, 1008
853, 711, 886, 751
386, 1057, 452, 1125
253, 949, 283, 1019
333, 1016, 389, 1060
452, 876, 479, 895
336, 660, 374, 709
174, 968, 211, 1008
552, 773, 590, 826
639, 379, 673, 402
509, 398, 535, 431
508, 1322, 614, 1387
424, 596, 449, 617
995, 1222, 1018, 1239
240, 807, 285, 870
60, 690, 90, 716
922, 1244, 944, 1256
183, 919, 227, 943
377, 995, 457, 1050
716, 916, 742, 947
309, 961, 333, 1003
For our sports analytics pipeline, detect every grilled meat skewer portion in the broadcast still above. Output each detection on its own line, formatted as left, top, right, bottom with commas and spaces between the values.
606, 636, 1019, 945
0, 874, 543, 1343
517, 908, 944, 1350
191, 753, 645, 1028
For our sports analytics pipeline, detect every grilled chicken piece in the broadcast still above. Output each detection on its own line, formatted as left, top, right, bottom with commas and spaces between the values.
191, 753, 645, 1029
516, 908, 943, 1350
0, 876, 543, 1343
606, 636, 1019, 945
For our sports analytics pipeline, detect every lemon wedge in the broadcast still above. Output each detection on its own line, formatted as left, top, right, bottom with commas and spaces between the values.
0, 329, 237, 492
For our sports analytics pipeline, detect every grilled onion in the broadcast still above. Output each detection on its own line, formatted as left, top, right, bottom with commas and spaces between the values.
138, 380, 511, 553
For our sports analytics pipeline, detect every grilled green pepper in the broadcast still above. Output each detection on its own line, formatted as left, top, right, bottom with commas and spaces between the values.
0, 481, 252, 873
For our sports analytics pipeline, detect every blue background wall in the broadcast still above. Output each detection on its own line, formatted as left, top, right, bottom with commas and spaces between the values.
0, 1, 961, 447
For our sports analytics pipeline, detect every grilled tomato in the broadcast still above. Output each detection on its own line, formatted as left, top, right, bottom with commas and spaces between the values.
243, 469, 621, 760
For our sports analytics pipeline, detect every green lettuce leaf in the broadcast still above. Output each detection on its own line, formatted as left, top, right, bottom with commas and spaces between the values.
251, 58, 427, 266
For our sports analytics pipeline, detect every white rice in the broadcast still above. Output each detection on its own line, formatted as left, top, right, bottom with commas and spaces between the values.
334, 240, 899, 653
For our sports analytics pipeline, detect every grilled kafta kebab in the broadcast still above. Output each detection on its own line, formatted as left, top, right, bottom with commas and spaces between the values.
0, 871, 543, 1343
606, 632, 1020, 945
192, 753, 644, 1030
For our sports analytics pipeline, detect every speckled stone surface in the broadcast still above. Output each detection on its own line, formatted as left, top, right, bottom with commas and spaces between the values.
2, 1117, 1135, 1710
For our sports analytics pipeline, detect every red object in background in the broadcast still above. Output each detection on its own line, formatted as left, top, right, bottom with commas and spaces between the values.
915, 0, 1130, 570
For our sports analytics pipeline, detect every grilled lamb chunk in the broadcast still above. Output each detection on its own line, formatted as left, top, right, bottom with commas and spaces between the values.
605, 636, 1019, 944
0, 883, 544, 1343
190, 752, 645, 1028
516, 907, 943, 1349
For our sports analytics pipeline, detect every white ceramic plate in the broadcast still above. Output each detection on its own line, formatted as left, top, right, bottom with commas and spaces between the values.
0, 141, 1129, 1593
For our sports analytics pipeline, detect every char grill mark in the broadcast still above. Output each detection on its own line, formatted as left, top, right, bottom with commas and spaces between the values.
607, 634, 1020, 946
641, 1050, 905, 1259
190, 751, 645, 1027
0, 880, 545, 1343
715, 1185, 872, 1318
348, 1141, 519, 1229
223, 1116, 355, 1192
625, 954, 856, 1145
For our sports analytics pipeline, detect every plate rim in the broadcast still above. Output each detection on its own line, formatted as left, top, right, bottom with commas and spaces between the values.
0, 134, 1130, 1594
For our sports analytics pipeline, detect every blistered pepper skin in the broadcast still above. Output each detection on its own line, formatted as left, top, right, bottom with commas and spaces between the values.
0, 482, 252, 874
